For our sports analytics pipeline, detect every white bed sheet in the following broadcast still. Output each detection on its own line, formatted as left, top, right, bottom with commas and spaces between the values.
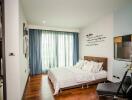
48, 67, 107, 95
94, 70, 107, 79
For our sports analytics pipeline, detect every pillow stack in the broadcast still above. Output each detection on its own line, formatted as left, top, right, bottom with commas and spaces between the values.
74, 60, 103, 73
90, 61, 103, 73
74, 60, 85, 69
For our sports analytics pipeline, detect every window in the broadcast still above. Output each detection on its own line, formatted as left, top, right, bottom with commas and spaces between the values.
41, 31, 73, 70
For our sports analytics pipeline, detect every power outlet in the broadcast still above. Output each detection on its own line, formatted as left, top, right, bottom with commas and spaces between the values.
117, 76, 120, 79
113, 75, 120, 79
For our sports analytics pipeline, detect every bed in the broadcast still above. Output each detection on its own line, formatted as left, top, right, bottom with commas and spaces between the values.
48, 56, 108, 95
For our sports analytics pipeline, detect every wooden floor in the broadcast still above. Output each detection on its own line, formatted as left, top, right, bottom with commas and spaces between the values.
23, 75, 113, 100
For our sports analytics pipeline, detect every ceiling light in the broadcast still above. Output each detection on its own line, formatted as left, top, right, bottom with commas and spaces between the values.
42, 20, 46, 24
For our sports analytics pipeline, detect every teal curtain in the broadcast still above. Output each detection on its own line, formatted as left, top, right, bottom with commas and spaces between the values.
42, 30, 74, 70
29, 29, 42, 75
29, 29, 79, 73
73, 33, 79, 65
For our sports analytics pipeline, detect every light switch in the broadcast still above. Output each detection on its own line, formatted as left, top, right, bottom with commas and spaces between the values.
9, 53, 15, 56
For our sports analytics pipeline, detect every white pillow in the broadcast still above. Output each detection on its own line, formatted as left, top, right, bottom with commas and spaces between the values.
91, 61, 103, 73
91, 61, 98, 73
82, 61, 94, 71
99, 67, 103, 71
98, 62, 103, 71
74, 60, 85, 69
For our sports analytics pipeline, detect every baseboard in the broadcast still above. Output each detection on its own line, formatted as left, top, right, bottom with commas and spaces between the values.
22, 74, 30, 100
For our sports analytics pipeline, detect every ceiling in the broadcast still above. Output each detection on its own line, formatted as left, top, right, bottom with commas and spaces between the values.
21, 0, 131, 29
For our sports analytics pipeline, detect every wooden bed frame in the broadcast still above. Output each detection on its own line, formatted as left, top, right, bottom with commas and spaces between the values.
49, 56, 108, 92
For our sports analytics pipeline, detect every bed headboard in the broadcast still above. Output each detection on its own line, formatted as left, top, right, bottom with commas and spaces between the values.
84, 56, 107, 71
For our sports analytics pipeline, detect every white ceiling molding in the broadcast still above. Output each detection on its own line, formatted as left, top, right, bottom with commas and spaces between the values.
28, 24, 80, 33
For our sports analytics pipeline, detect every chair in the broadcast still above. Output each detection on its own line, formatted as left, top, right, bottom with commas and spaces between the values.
96, 69, 132, 100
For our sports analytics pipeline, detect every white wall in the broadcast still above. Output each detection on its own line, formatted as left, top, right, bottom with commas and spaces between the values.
79, 14, 114, 81
5, 0, 29, 100
19, 2, 29, 98
5, 0, 21, 100
114, 3, 132, 35
79, 2, 132, 82
112, 2, 132, 82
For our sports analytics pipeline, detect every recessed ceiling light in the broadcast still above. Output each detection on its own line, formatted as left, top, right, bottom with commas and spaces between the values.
42, 20, 46, 24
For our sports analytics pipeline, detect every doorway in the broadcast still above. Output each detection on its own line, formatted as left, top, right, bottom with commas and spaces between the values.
0, 0, 7, 100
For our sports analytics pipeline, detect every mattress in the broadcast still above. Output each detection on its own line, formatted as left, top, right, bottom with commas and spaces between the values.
48, 67, 107, 95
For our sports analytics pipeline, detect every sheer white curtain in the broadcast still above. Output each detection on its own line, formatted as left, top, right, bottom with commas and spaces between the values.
58, 33, 73, 67
41, 31, 73, 70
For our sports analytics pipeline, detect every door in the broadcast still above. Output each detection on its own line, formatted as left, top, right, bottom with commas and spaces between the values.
0, 0, 6, 100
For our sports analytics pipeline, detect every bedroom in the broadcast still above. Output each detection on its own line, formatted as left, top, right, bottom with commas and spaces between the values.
2, 0, 132, 100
